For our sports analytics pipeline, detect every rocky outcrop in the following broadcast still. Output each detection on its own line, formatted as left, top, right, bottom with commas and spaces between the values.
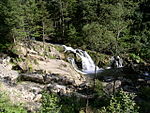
0, 60, 19, 83
11, 41, 86, 85
14, 41, 64, 60
0, 48, 88, 112
0, 81, 43, 112
20, 73, 45, 84
32, 59, 86, 85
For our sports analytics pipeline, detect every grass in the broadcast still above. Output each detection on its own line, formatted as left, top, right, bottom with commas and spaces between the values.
0, 91, 27, 113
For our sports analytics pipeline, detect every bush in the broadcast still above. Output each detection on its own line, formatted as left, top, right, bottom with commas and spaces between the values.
129, 53, 144, 63
60, 95, 86, 113
82, 22, 116, 53
98, 90, 139, 113
94, 79, 104, 97
40, 91, 61, 113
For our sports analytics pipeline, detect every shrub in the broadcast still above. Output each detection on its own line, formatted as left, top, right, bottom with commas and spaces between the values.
129, 53, 144, 63
94, 79, 104, 97
98, 90, 139, 113
40, 91, 61, 113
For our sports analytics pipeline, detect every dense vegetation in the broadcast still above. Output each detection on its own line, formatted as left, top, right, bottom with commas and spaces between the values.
0, 0, 150, 62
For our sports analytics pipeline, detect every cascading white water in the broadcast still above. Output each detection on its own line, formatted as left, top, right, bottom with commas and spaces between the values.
63, 45, 103, 74
67, 57, 87, 75
110, 56, 123, 68
63, 45, 124, 74
76, 49, 101, 74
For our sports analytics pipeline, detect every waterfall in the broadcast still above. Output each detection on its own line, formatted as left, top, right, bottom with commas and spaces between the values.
76, 49, 101, 74
110, 56, 123, 68
62, 45, 124, 74
63, 45, 103, 74
67, 57, 87, 75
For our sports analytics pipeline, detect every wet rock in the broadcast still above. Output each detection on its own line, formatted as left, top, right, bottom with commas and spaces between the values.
104, 80, 122, 94
115, 80, 122, 89
138, 78, 145, 82
122, 78, 133, 86
147, 80, 150, 85
123, 85, 137, 93
103, 76, 114, 82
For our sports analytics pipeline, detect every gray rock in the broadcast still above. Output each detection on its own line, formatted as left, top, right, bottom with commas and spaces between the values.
20, 73, 44, 84
103, 76, 114, 82
47, 83, 67, 94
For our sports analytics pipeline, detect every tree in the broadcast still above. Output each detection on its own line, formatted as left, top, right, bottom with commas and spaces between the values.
82, 22, 115, 53
130, 0, 150, 61
46, 0, 74, 42
0, 0, 24, 44
37, 0, 54, 58
97, 0, 138, 55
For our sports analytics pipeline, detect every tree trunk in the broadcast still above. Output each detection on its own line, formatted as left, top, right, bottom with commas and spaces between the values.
42, 21, 46, 60
115, 26, 126, 55
85, 96, 89, 113
59, 0, 65, 37
113, 79, 116, 95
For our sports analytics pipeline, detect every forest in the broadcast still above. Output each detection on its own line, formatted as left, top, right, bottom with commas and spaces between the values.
0, 0, 149, 61
0, 0, 150, 113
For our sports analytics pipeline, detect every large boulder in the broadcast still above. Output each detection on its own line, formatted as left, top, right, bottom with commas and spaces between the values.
0, 63, 19, 83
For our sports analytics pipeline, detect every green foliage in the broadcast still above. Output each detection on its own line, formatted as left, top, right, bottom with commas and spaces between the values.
94, 79, 104, 97
54, 45, 64, 53
0, 44, 12, 52
87, 50, 110, 67
60, 95, 86, 113
0, 92, 27, 113
98, 90, 139, 113
0, 0, 149, 61
40, 92, 61, 113
83, 22, 115, 52
47, 55, 56, 59
129, 53, 144, 63
1, 0, 150, 112
67, 25, 81, 46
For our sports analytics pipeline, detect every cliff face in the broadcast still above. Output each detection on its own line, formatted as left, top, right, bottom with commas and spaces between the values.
0, 41, 87, 112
